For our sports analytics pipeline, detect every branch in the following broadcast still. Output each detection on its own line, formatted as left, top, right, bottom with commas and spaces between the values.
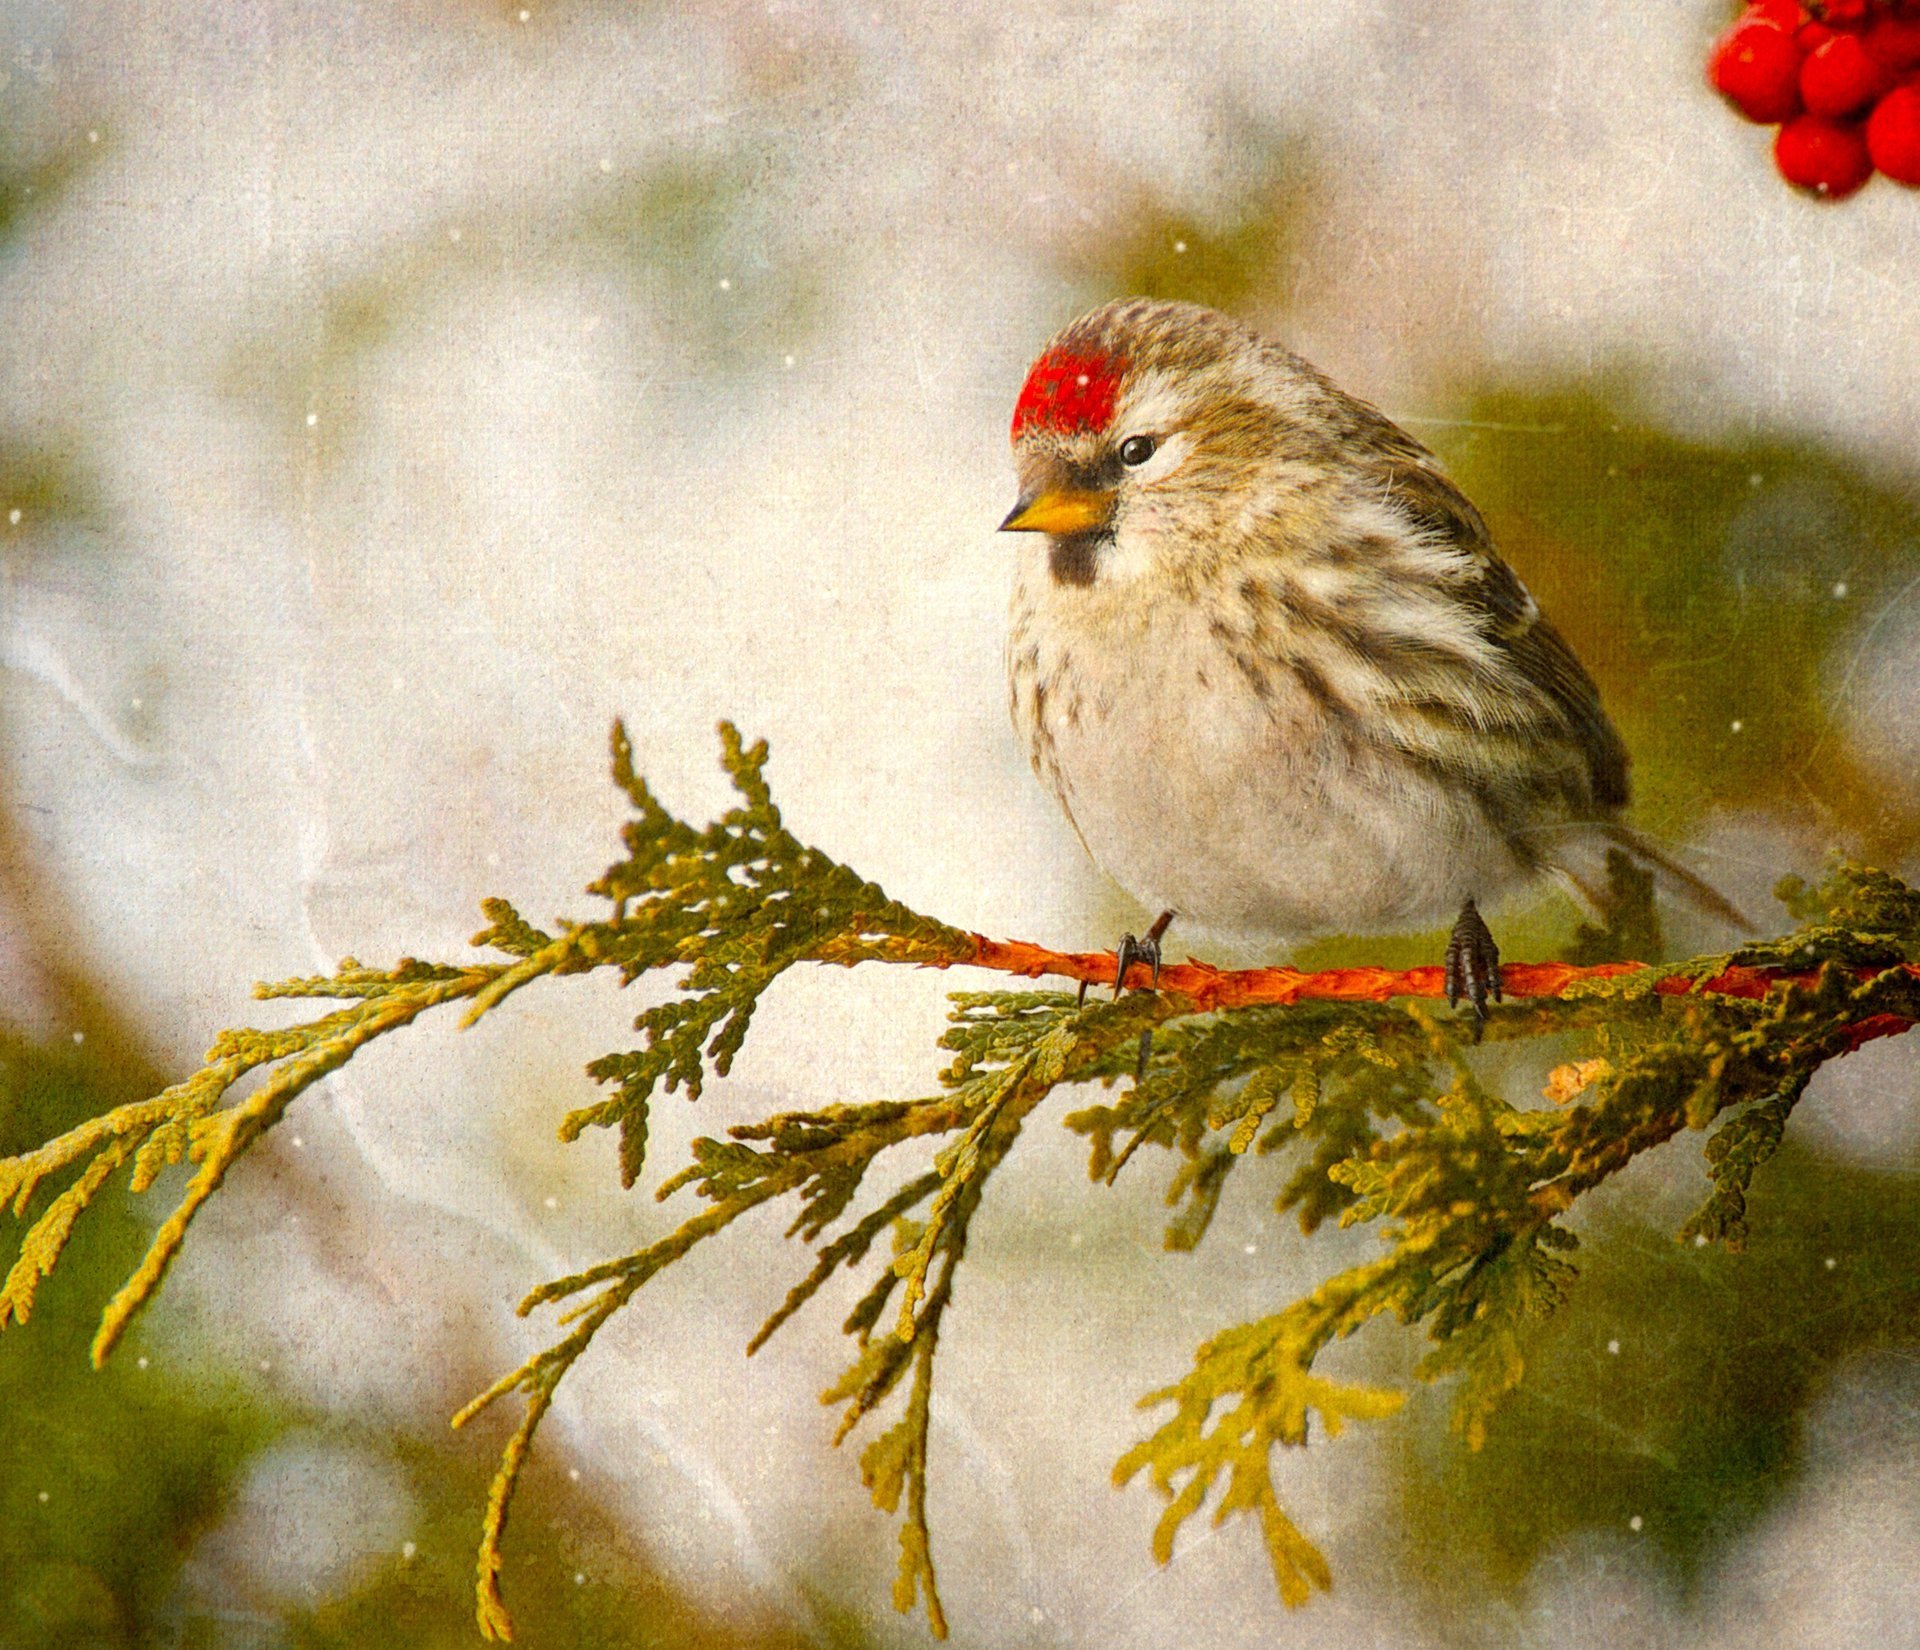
3, 720, 1915, 1644
943, 933, 1920, 1032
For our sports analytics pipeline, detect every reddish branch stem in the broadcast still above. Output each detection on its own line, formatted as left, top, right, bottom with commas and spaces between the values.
935, 934, 1920, 1051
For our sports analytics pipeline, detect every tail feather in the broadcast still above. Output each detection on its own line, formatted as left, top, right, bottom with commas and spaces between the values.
1594, 822, 1753, 933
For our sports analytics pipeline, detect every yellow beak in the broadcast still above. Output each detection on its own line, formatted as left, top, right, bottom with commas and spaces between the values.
999, 488, 1113, 536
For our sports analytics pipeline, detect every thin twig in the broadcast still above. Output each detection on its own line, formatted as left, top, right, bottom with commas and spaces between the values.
940, 935, 1920, 1026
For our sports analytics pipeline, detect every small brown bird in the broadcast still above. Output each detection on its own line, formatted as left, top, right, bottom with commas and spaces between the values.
1000, 298, 1740, 1018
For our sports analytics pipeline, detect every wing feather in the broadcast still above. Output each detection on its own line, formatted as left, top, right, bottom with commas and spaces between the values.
1340, 413, 1631, 818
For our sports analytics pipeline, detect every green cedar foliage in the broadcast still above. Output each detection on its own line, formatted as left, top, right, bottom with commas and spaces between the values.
3, 723, 1918, 1641
0, 1034, 273, 1645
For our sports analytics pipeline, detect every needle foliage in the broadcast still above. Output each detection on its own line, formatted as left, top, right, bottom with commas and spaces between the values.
3, 723, 1916, 1641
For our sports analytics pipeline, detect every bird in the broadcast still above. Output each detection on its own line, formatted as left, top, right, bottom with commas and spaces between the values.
998, 297, 1742, 1025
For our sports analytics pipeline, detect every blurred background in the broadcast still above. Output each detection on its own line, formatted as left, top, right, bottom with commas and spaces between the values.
5, 1, 1920, 1644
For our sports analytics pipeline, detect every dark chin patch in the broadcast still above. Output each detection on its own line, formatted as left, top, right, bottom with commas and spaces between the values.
1049, 532, 1104, 587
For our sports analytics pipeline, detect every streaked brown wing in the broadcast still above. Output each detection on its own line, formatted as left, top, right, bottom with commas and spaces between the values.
1347, 418, 1631, 818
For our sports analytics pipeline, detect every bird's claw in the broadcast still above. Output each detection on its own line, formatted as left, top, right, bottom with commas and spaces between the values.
1113, 928, 1163, 999
1076, 912, 1174, 1078
1444, 898, 1502, 1040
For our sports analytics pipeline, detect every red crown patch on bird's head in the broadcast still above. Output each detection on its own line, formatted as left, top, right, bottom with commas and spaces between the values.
1011, 346, 1128, 441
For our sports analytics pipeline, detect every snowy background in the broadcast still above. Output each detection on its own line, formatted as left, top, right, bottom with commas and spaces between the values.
4, 2, 1920, 1645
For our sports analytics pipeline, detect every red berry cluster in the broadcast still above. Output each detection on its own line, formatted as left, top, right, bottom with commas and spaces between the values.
1709, 0, 1920, 196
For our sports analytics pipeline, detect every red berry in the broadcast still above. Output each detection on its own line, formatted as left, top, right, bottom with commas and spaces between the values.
1864, 13, 1920, 68
1798, 19, 1836, 49
1748, 0, 1805, 26
1801, 32, 1894, 112
1818, 0, 1869, 27
1866, 83, 1920, 181
1709, 18, 1805, 122
1775, 113, 1875, 194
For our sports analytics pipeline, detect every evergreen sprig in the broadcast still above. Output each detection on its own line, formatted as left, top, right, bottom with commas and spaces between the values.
1, 724, 1915, 1642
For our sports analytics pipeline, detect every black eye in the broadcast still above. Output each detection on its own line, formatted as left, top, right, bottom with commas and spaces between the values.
1118, 434, 1156, 467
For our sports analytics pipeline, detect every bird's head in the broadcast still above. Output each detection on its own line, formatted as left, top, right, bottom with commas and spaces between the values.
1001, 298, 1332, 589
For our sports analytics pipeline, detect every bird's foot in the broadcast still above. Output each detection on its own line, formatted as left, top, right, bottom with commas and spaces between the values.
1112, 923, 1166, 1000
1077, 910, 1174, 1078
1444, 898, 1502, 1040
